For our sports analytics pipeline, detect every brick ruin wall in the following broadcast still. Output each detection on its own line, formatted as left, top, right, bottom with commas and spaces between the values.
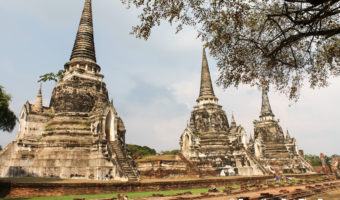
0, 174, 323, 198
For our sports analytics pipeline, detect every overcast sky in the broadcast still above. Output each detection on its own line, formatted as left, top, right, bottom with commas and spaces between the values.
0, 0, 339, 156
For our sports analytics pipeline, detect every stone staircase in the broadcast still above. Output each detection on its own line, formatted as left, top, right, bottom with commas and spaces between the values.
264, 142, 291, 159
107, 141, 139, 181
199, 133, 230, 152
245, 150, 271, 175
178, 153, 201, 177
199, 133, 229, 145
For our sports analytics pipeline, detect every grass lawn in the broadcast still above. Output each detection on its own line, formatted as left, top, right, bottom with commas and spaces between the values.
2, 186, 228, 200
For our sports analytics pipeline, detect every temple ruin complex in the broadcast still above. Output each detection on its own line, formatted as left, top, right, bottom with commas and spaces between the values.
0, 1, 317, 180
0, 0, 139, 181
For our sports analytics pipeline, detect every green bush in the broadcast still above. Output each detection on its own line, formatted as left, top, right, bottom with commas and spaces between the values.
126, 144, 156, 158
304, 154, 322, 166
160, 149, 180, 155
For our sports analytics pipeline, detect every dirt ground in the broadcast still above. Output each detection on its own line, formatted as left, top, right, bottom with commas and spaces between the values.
309, 189, 340, 200
134, 180, 340, 200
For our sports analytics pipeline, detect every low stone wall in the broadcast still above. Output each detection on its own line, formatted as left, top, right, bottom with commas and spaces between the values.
0, 174, 322, 198
136, 159, 188, 179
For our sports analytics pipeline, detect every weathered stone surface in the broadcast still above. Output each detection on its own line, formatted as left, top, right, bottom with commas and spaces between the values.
331, 156, 339, 173
50, 76, 108, 113
0, 0, 138, 181
179, 48, 267, 176
252, 85, 315, 174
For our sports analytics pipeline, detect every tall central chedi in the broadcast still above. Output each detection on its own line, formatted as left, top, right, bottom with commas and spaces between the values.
179, 49, 268, 176
0, 0, 139, 181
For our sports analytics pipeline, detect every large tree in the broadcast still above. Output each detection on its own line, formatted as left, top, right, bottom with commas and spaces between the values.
122, 0, 339, 99
0, 86, 17, 132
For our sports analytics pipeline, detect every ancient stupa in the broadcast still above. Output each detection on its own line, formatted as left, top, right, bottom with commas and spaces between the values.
251, 84, 315, 174
0, 0, 139, 181
179, 49, 268, 176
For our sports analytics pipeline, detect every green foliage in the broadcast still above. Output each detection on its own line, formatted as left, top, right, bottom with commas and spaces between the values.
193, 132, 202, 137
161, 149, 180, 155
0, 85, 17, 132
122, 0, 340, 100
325, 155, 332, 166
0, 145, 2, 151
126, 144, 157, 158
231, 185, 240, 189
305, 154, 332, 166
45, 124, 51, 129
38, 70, 65, 83
305, 154, 322, 166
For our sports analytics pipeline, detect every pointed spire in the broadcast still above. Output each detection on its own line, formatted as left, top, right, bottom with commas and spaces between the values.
260, 83, 274, 119
249, 134, 254, 143
286, 129, 291, 140
230, 112, 236, 128
35, 84, 43, 112
70, 0, 96, 63
198, 48, 216, 97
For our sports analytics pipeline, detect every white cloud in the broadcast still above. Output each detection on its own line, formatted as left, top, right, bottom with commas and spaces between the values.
169, 74, 200, 109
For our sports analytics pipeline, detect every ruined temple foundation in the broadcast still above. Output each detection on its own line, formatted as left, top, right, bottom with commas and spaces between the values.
0, 0, 139, 181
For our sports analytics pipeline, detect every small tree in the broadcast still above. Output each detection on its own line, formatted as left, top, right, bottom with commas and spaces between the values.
0, 145, 2, 151
0, 86, 17, 132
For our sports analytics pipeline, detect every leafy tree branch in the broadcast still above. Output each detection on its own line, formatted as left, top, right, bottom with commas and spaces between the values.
122, 0, 340, 100
38, 70, 65, 83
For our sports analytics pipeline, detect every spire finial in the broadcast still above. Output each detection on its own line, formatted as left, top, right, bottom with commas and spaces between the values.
249, 134, 254, 143
260, 82, 274, 119
286, 129, 291, 140
70, 0, 96, 63
35, 84, 43, 112
230, 112, 236, 128
197, 47, 217, 103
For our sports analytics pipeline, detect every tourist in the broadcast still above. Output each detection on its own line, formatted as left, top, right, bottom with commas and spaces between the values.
275, 174, 280, 182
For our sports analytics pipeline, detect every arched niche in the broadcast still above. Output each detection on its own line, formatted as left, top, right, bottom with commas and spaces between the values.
255, 143, 262, 159
17, 108, 28, 139
105, 111, 115, 141
182, 133, 190, 153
